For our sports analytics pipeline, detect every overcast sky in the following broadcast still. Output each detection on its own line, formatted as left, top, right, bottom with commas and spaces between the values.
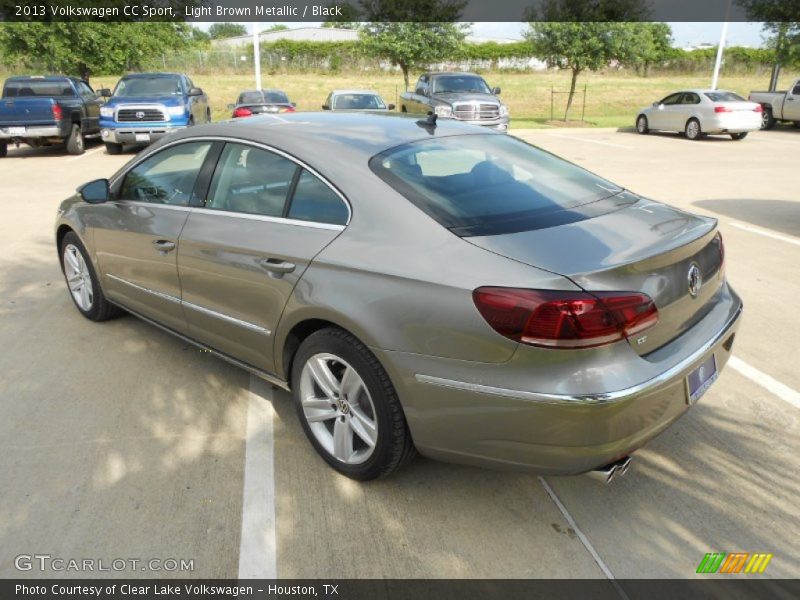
215, 22, 768, 48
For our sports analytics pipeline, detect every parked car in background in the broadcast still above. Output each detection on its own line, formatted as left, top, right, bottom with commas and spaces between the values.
400, 72, 509, 131
229, 89, 296, 118
0, 75, 103, 157
636, 90, 762, 140
749, 79, 800, 129
56, 113, 741, 483
322, 90, 394, 112
99, 72, 210, 154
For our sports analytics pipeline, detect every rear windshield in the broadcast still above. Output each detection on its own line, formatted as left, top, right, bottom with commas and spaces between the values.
239, 91, 289, 104
369, 134, 626, 236
3, 80, 75, 98
704, 91, 746, 102
114, 76, 183, 97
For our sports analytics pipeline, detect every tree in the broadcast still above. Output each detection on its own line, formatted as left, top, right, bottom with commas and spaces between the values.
359, 0, 468, 90
524, 0, 651, 120
208, 22, 248, 39
620, 22, 674, 77
0, 22, 194, 80
265, 24, 290, 32
737, 0, 800, 90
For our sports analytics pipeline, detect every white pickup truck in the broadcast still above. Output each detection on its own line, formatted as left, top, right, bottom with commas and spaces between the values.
749, 78, 800, 129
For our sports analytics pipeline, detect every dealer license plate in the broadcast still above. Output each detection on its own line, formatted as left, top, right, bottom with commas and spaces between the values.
135, 133, 150, 142
7, 126, 25, 135
686, 354, 718, 405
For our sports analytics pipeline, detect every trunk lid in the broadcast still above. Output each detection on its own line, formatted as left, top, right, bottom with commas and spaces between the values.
0, 97, 57, 126
466, 197, 723, 355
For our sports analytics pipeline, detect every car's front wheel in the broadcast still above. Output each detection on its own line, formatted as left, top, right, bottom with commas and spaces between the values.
105, 142, 122, 155
60, 232, 122, 321
291, 327, 415, 480
730, 132, 748, 141
636, 115, 649, 134
685, 118, 703, 140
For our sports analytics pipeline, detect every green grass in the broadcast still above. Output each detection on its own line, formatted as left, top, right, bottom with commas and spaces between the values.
5, 69, 799, 129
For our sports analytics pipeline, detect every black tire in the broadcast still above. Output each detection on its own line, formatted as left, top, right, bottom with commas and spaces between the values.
105, 142, 123, 155
685, 118, 703, 140
636, 114, 649, 134
0, 143, 6, 158
188, 116, 195, 127
65, 124, 85, 155
793, 121, 800, 129
401, 105, 408, 113
730, 132, 748, 141
206, 108, 212, 123
761, 107, 776, 130
291, 327, 416, 480
59, 231, 123, 322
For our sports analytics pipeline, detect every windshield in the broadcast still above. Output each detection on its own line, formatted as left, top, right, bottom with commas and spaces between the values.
239, 91, 289, 104
333, 94, 386, 110
432, 75, 492, 95
370, 134, 626, 236
114, 76, 183, 97
704, 91, 746, 102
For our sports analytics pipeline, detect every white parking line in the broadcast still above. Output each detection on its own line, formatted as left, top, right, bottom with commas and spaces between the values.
729, 222, 800, 247
729, 356, 800, 411
66, 146, 105, 162
538, 477, 630, 600
545, 133, 634, 150
237, 375, 278, 579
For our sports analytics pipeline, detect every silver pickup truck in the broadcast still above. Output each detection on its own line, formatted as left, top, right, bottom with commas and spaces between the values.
400, 72, 509, 131
749, 78, 800, 129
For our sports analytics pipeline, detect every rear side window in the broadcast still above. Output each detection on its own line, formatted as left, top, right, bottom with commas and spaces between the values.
119, 142, 212, 206
370, 134, 627, 236
206, 143, 297, 217
3, 80, 75, 97
287, 170, 349, 225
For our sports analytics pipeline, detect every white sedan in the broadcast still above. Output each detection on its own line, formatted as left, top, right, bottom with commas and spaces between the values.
636, 89, 763, 141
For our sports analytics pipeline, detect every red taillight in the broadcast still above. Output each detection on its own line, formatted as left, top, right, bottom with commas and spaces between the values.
753, 104, 763, 112
473, 287, 658, 349
714, 105, 732, 113
52, 104, 63, 120
233, 107, 252, 118
279, 106, 295, 113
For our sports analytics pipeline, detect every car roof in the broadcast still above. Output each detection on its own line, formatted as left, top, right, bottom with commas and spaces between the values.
425, 72, 484, 78
5, 75, 76, 81
240, 89, 287, 94
167, 112, 496, 165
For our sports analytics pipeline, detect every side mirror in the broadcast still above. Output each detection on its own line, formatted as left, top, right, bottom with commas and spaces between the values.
78, 179, 109, 204
98, 88, 112, 98
226, 103, 235, 110
653, 101, 660, 107
415, 88, 426, 96
188, 87, 204, 97
322, 104, 330, 110
387, 103, 396, 111
291, 102, 297, 107
657, 103, 665, 110
492, 87, 501, 95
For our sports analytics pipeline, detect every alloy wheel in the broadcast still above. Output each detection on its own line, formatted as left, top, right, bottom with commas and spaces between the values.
63, 244, 93, 311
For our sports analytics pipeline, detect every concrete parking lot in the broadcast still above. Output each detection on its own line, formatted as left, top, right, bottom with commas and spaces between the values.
1, 126, 798, 586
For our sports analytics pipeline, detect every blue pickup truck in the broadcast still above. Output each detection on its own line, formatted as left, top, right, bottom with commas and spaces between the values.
0, 75, 104, 156
99, 72, 210, 154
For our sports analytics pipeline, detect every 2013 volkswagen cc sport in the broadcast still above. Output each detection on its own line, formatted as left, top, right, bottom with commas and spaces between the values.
56, 113, 742, 481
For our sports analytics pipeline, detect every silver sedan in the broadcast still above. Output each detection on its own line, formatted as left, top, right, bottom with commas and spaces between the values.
56, 113, 742, 482
636, 89, 763, 140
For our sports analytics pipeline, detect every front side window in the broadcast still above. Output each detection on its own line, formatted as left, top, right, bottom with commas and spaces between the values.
206, 143, 297, 217
118, 142, 211, 205
660, 93, 683, 106
287, 170, 349, 225
78, 81, 95, 98
370, 134, 627, 236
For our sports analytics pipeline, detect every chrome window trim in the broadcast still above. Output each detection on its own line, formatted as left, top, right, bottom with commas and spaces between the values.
189, 206, 345, 231
109, 135, 352, 226
182, 300, 271, 336
415, 306, 742, 406
106, 274, 180, 304
106, 274, 271, 336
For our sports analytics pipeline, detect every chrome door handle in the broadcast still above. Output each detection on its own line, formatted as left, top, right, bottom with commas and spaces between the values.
152, 239, 176, 253
259, 258, 296, 275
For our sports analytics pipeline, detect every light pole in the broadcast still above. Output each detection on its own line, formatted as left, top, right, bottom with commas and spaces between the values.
711, 0, 733, 90
253, 23, 261, 90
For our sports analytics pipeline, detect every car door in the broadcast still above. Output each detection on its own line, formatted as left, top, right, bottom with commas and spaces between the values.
784, 80, 800, 120
186, 76, 207, 123
679, 92, 701, 129
93, 140, 215, 333
76, 80, 102, 133
649, 92, 682, 130
177, 141, 349, 373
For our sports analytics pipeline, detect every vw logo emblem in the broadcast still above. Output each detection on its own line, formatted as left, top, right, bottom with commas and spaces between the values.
135, 111, 145, 120
337, 397, 350, 415
687, 263, 702, 297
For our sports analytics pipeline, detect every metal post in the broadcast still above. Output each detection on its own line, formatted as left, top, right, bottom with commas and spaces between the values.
253, 23, 261, 90
581, 83, 587, 122
550, 86, 554, 122
711, 0, 732, 90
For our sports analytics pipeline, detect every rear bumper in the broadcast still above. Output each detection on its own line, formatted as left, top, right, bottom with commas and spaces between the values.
0, 123, 69, 140
703, 113, 762, 134
377, 282, 742, 475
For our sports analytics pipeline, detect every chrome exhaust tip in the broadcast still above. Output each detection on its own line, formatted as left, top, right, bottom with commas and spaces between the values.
586, 456, 632, 484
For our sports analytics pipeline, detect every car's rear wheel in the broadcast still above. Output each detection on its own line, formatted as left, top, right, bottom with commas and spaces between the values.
636, 115, 649, 134
60, 232, 122, 321
65, 124, 85, 155
0, 143, 7, 158
105, 142, 122, 155
291, 327, 415, 480
685, 118, 703, 140
761, 107, 776, 130
730, 132, 748, 140
793, 121, 800, 129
